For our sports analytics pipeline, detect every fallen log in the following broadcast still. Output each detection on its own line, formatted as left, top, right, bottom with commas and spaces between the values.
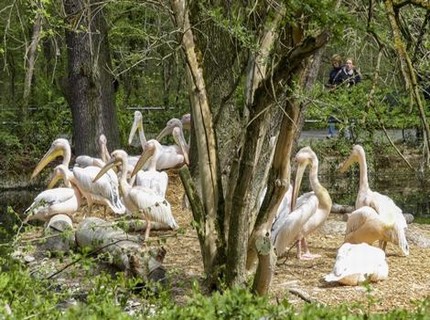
75, 217, 166, 283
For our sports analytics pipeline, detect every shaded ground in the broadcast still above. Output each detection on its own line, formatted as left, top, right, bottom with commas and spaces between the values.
16, 170, 430, 313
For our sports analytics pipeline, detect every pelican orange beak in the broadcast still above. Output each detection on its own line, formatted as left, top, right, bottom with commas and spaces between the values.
128, 111, 145, 145
156, 124, 174, 142
31, 145, 64, 179
131, 142, 156, 178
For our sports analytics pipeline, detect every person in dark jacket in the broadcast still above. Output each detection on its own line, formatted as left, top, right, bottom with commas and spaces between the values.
336, 57, 361, 87
326, 54, 343, 89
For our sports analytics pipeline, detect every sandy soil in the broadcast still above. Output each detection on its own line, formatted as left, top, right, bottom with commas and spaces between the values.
19, 170, 430, 313
162, 172, 430, 313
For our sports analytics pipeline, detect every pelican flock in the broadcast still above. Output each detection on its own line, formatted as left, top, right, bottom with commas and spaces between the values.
25, 110, 413, 288
25, 111, 190, 243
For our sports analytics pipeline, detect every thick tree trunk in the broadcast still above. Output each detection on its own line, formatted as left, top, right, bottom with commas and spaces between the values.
64, 0, 120, 156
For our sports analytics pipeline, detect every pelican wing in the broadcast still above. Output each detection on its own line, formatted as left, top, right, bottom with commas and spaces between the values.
273, 195, 318, 256
135, 170, 169, 198
74, 166, 125, 214
24, 188, 78, 221
129, 187, 178, 230
325, 243, 388, 285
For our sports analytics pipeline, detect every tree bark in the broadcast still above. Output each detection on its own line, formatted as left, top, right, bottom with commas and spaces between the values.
64, 0, 120, 156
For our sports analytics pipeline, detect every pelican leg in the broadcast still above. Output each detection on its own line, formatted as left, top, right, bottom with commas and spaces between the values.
299, 238, 321, 260
379, 240, 387, 252
144, 219, 152, 241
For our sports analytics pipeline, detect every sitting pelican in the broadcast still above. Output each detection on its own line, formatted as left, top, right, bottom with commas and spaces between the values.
324, 242, 388, 286
94, 150, 178, 240
31, 138, 125, 216
131, 140, 169, 198
128, 111, 189, 170
272, 146, 332, 260
24, 165, 82, 222
339, 144, 409, 256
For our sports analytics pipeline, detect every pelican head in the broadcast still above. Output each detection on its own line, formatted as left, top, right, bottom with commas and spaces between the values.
31, 138, 70, 179
131, 141, 157, 178
128, 111, 145, 145
47, 164, 72, 189
157, 118, 183, 142
181, 113, 191, 131
93, 149, 128, 182
338, 144, 365, 173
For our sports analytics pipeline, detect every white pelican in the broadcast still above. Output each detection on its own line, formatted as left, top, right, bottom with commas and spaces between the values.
273, 146, 332, 260
339, 144, 409, 256
157, 116, 190, 149
94, 149, 178, 240
344, 206, 407, 251
131, 140, 169, 197
31, 138, 126, 216
24, 164, 82, 222
324, 242, 388, 286
128, 111, 189, 170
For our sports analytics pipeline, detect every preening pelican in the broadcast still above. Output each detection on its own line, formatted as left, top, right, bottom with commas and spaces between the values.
273, 146, 332, 260
128, 111, 189, 170
324, 242, 388, 286
339, 144, 409, 256
94, 150, 178, 240
24, 165, 82, 222
344, 206, 407, 252
31, 138, 125, 216
131, 140, 169, 197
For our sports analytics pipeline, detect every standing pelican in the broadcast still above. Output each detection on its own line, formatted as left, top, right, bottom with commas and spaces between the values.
272, 147, 332, 259
157, 117, 190, 149
339, 144, 409, 256
24, 164, 82, 222
128, 111, 189, 170
324, 242, 388, 286
94, 150, 178, 240
31, 138, 125, 216
131, 140, 169, 197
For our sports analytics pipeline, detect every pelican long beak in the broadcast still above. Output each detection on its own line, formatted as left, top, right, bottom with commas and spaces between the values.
291, 161, 307, 211
156, 125, 173, 142
47, 171, 62, 189
93, 158, 118, 182
128, 111, 145, 145
31, 147, 64, 179
131, 144, 155, 178
338, 154, 356, 173
172, 127, 189, 165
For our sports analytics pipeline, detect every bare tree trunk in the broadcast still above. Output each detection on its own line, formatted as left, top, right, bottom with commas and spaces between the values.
23, 8, 43, 111
170, 0, 225, 285
64, 0, 120, 156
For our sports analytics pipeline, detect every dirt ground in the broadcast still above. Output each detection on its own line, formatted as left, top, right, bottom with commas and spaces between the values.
161, 172, 430, 313
19, 170, 430, 314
